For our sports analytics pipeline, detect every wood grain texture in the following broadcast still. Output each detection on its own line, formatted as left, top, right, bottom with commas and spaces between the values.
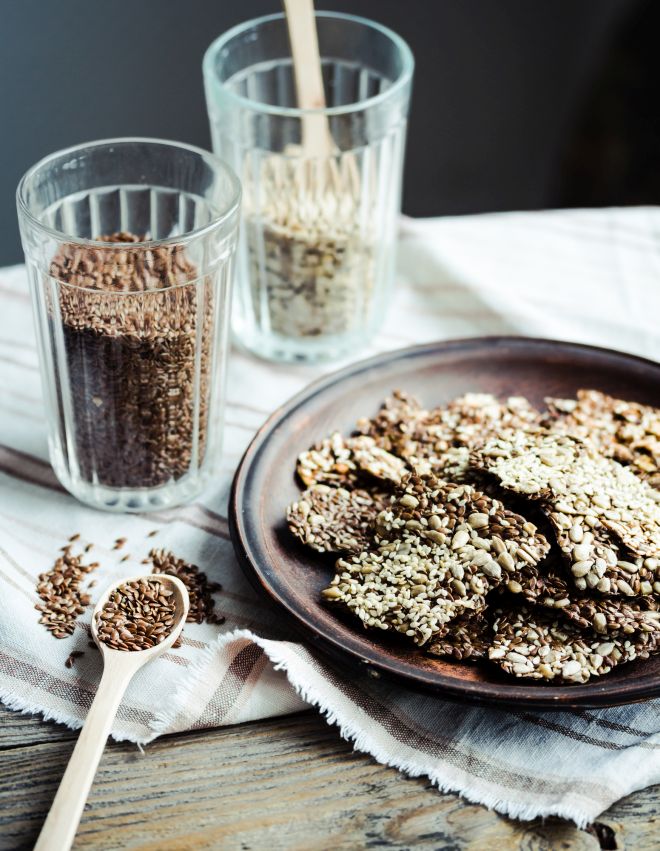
231, 337, 660, 709
0, 704, 657, 850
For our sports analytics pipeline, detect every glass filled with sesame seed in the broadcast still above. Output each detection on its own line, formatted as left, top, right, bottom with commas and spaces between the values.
17, 138, 241, 511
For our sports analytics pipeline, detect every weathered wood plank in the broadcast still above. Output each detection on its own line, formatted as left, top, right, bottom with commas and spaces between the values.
0, 706, 78, 748
1, 703, 658, 851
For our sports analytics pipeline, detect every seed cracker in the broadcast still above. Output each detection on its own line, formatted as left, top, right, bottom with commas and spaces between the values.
296, 432, 407, 488
545, 389, 660, 487
356, 392, 541, 484
355, 391, 428, 459
427, 609, 491, 661
489, 607, 658, 683
349, 436, 409, 484
287, 485, 388, 554
473, 431, 660, 595
322, 474, 550, 645
432, 393, 541, 448
298, 388, 660, 683
323, 529, 485, 645
536, 572, 660, 636
382, 473, 551, 594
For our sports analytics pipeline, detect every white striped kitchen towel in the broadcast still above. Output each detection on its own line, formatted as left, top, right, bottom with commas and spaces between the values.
1, 207, 659, 826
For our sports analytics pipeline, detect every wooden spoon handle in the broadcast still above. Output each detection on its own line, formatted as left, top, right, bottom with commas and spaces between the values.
282, 0, 333, 156
34, 655, 137, 851
283, 0, 326, 110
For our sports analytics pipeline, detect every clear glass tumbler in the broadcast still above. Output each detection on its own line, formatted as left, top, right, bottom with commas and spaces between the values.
203, 12, 414, 362
17, 138, 241, 512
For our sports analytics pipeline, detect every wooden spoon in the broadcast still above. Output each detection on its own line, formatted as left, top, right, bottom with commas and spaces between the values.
278, 0, 360, 215
282, 0, 334, 158
34, 574, 190, 851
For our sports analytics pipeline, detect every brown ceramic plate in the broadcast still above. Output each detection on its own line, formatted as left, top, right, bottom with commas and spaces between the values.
229, 337, 660, 709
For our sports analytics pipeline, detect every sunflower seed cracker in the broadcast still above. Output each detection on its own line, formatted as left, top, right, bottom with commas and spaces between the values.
296, 432, 360, 487
348, 436, 408, 484
522, 556, 660, 638
287, 485, 388, 554
357, 392, 540, 487
381, 473, 551, 591
355, 391, 428, 459
473, 431, 660, 594
296, 433, 407, 489
323, 529, 483, 645
489, 607, 658, 682
546, 389, 660, 487
433, 393, 541, 446
546, 588, 660, 637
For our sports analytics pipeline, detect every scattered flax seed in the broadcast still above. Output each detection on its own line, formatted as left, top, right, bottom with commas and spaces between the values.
147, 530, 159, 538
95, 578, 176, 651
84, 543, 94, 553
120, 554, 130, 563
68, 533, 81, 543
65, 650, 85, 668
149, 548, 224, 625
113, 537, 127, 551
36, 549, 99, 638
87, 580, 97, 589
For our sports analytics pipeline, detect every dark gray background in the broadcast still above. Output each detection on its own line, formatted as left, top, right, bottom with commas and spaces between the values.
4, 0, 656, 264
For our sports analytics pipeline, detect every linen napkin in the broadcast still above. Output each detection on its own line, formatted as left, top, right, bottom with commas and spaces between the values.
1, 207, 660, 827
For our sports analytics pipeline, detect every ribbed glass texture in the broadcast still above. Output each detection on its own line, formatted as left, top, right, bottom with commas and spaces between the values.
17, 139, 240, 511
204, 12, 413, 362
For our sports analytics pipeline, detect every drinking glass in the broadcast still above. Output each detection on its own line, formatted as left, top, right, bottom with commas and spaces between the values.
204, 12, 413, 362
17, 138, 241, 512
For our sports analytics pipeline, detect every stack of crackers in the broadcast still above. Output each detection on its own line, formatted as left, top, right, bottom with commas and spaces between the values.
287, 390, 660, 684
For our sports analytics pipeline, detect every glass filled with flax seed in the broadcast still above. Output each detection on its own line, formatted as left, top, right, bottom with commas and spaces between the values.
17, 138, 241, 512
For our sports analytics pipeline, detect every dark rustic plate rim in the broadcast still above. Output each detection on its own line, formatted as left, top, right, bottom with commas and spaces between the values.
229, 336, 660, 709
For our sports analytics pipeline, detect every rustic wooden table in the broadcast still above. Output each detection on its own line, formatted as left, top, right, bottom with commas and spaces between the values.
0, 703, 656, 850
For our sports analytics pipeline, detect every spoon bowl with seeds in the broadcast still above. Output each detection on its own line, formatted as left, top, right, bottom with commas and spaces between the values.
34, 574, 189, 851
